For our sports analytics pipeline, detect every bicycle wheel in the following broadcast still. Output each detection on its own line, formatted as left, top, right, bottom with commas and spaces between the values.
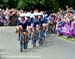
39, 30, 43, 45
20, 33, 23, 52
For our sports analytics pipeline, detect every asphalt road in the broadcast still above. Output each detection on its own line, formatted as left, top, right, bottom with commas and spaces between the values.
0, 27, 75, 59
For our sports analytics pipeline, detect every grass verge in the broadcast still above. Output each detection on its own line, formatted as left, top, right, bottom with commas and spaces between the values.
58, 35, 75, 43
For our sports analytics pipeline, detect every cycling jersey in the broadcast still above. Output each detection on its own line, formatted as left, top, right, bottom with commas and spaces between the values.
17, 18, 28, 32
26, 18, 32, 26
39, 17, 47, 27
33, 18, 40, 28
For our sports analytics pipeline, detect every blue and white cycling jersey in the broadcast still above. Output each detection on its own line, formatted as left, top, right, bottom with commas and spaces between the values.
26, 18, 32, 26
17, 18, 28, 31
32, 18, 40, 28
40, 17, 48, 27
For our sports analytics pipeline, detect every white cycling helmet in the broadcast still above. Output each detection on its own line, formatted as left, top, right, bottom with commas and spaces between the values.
34, 13, 39, 16
38, 12, 43, 16
20, 13, 25, 17
25, 12, 31, 17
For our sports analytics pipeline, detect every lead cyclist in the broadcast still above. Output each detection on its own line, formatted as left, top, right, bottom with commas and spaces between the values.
16, 13, 28, 49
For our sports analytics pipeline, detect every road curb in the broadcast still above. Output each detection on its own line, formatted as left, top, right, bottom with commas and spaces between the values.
57, 36, 75, 44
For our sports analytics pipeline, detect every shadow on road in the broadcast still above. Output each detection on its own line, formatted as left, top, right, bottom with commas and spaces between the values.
20, 40, 54, 53
41, 40, 54, 48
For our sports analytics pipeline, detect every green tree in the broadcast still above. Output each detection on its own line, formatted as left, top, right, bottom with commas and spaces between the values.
69, 0, 75, 9
1, 0, 75, 12
17, 0, 25, 9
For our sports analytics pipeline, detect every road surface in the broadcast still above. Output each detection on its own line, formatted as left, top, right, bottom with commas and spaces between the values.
0, 27, 75, 59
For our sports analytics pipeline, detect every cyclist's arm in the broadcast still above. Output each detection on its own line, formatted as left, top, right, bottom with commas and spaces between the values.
16, 20, 22, 32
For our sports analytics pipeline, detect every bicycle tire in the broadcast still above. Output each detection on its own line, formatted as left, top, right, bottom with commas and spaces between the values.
20, 33, 23, 52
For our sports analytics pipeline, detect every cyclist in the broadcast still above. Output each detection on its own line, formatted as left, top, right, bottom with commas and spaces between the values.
39, 12, 47, 44
16, 13, 28, 49
32, 13, 41, 46
25, 12, 34, 48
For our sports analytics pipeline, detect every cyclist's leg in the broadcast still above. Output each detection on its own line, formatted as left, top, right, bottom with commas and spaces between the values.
23, 32, 27, 42
48, 20, 51, 32
27, 28, 31, 39
27, 28, 34, 45
42, 23, 47, 43
33, 30, 36, 47
28, 30, 34, 48
23, 31, 27, 49
31, 31, 34, 43
35, 27, 40, 46
40, 28, 43, 45
42, 24, 47, 37
16, 25, 22, 32
16, 25, 22, 41
27, 27, 34, 44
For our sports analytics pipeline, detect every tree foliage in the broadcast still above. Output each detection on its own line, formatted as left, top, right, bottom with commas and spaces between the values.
0, 0, 75, 12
